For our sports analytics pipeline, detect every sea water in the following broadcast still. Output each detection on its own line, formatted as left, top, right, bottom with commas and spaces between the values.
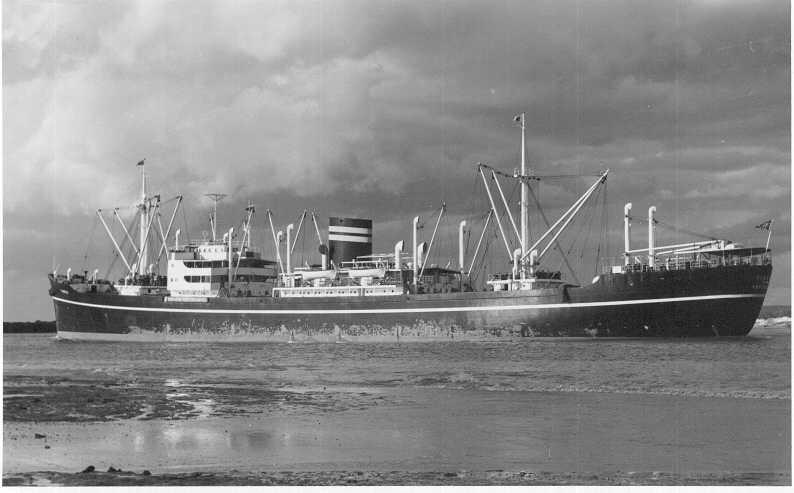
5, 321, 789, 400
3, 320, 790, 477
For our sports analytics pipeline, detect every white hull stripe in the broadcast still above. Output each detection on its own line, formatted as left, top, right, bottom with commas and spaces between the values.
328, 226, 372, 235
328, 234, 372, 243
51, 294, 763, 315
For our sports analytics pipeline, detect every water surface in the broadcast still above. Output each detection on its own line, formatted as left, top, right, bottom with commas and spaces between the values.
3, 322, 790, 479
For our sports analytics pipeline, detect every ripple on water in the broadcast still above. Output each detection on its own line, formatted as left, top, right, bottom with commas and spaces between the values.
3, 325, 790, 402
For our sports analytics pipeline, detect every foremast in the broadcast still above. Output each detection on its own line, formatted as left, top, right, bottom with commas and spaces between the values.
94, 159, 183, 287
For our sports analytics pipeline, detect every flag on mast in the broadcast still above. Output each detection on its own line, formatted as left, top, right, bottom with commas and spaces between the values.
514, 114, 523, 123
755, 219, 772, 230
137, 159, 145, 166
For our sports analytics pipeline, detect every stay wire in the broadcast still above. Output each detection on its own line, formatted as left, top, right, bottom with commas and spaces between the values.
81, 214, 99, 272
632, 215, 717, 241
554, 183, 602, 277
578, 186, 601, 277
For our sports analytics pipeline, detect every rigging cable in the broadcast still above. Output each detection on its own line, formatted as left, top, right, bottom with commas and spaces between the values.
632, 216, 718, 241
497, 177, 520, 253
555, 183, 601, 277
469, 216, 493, 286
578, 184, 603, 277
81, 214, 100, 273
463, 209, 489, 269
655, 218, 718, 241
472, 231, 494, 287
526, 182, 533, 248
526, 184, 579, 284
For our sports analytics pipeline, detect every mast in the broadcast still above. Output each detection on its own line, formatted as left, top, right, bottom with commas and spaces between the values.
244, 202, 255, 250
137, 159, 148, 276
419, 203, 445, 278
412, 216, 420, 291
267, 210, 284, 273
648, 206, 657, 268
205, 193, 227, 242
765, 219, 774, 252
517, 112, 528, 273
310, 211, 329, 270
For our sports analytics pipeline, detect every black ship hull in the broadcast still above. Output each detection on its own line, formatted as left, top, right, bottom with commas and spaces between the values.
49, 264, 771, 341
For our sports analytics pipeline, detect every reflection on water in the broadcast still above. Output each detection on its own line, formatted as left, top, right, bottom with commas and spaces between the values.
228, 430, 273, 451
192, 399, 214, 419
127, 420, 336, 460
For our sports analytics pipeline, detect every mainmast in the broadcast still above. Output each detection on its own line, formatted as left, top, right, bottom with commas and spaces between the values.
516, 112, 529, 274
137, 159, 148, 276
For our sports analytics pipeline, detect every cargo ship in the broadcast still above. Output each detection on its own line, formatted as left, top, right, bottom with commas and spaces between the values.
48, 116, 773, 341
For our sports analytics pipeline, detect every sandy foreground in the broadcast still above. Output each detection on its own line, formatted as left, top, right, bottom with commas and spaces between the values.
3, 382, 790, 486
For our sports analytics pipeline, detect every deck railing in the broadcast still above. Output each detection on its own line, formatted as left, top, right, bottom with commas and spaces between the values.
599, 251, 771, 275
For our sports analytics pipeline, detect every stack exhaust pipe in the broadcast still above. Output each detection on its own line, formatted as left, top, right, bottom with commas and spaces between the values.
648, 206, 656, 269
459, 220, 467, 274
417, 242, 428, 276
286, 224, 294, 284
394, 240, 404, 269
624, 203, 632, 266
512, 248, 522, 281
529, 249, 538, 277
328, 217, 372, 266
319, 243, 329, 271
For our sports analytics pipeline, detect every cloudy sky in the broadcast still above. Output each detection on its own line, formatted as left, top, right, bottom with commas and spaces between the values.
3, 0, 790, 321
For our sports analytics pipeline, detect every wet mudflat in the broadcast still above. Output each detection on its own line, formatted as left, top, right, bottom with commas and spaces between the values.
3, 321, 791, 486
4, 376, 385, 422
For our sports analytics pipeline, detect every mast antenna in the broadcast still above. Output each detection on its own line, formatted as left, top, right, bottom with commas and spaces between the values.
205, 193, 227, 242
